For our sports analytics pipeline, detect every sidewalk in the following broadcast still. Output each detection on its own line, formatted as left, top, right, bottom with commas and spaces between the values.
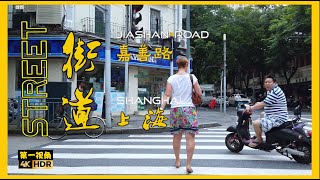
8, 109, 226, 135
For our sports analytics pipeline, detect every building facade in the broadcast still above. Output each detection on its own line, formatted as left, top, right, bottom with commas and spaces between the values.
8, 4, 186, 115
229, 54, 311, 105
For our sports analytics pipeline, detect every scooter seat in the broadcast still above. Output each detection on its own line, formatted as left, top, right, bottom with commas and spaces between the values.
267, 119, 299, 134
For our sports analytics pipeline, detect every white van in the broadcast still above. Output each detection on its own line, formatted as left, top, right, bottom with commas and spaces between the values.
200, 84, 215, 106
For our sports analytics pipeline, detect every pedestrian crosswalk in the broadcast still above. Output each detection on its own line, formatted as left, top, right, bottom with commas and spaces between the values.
8, 127, 311, 175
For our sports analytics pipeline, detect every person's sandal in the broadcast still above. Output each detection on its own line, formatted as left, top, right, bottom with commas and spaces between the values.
186, 168, 193, 174
248, 139, 263, 148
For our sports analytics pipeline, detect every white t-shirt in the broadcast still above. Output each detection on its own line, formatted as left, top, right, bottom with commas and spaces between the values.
167, 73, 198, 108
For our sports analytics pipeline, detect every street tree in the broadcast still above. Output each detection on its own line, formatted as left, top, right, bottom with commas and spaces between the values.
265, 5, 311, 86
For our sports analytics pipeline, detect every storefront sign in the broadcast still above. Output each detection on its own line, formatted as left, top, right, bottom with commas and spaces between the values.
130, 53, 157, 64
8, 36, 192, 70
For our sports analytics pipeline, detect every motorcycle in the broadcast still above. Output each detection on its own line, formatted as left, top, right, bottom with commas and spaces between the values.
225, 105, 311, 164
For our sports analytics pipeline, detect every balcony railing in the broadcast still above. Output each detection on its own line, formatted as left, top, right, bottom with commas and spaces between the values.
81, 17, 174, 46
81, 17, 125, 39
81, 17, 94, 33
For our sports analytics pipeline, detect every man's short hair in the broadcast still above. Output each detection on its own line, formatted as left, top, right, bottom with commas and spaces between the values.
80, 81, 87, 85
265, 74, 277, 83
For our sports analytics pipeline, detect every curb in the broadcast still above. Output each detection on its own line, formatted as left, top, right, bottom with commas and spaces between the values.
8, 122, 222, 135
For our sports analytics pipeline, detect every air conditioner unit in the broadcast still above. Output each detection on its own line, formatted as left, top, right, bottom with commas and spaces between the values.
36, 5, 63, 24
179, 39, 187, 49
23, 5, 36, 12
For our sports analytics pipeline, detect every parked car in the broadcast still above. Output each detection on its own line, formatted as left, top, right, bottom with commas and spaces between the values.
228, 94, 252, 107
216, 96, 229, 106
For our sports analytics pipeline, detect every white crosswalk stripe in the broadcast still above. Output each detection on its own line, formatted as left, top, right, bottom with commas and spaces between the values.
19, 144, 256, 150
8, 127, 311, 175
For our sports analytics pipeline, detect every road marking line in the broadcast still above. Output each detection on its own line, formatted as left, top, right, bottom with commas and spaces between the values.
62, 139, 228, 143
38, 144, 258, 150
7, 166, 311, 175
12, 153, 290, 161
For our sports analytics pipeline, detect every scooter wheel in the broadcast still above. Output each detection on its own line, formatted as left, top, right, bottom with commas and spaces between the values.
225, 133, 244, 153
292, 143, 311, 164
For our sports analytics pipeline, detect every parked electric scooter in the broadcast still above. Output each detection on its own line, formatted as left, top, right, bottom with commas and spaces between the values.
225, 105, 311, 164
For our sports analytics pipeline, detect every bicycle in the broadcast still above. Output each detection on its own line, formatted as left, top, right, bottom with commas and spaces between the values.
47, 104, 106, 140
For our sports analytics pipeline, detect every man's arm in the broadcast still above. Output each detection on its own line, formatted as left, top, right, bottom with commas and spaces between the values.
249, 101, 266, 110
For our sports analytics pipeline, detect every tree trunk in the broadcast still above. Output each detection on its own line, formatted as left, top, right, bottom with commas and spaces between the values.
252, 71, 256, 102
260, 71, 264, 92
242, 72, 249, 96
282, 66, 297, 86
239, 71, 242, 93
245, 73, 249, 96
232, 69, 236, 94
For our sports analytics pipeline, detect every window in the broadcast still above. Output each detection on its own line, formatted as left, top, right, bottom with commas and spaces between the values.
64, 5, 74, 29
8, 5, 13, 28
16, 60, 46, 91
95, 7, 105, 37
111, 66, 125, 92
150, 9, 161, 44
12, 6, 30, 30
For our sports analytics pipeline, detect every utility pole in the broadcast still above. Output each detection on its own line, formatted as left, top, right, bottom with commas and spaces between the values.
104, 5, 112, 128
220, 71, 223, 112
223, 34, 227, 115
186, 5, 191, 74
170, 37, 173, 76
124, 5, 129, 114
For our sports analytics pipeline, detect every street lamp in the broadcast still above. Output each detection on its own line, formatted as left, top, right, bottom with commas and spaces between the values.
223, 34, 227, 115
220, 71, 223, 112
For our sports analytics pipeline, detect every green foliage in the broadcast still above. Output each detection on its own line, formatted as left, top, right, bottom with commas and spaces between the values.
190, 5, 311, 89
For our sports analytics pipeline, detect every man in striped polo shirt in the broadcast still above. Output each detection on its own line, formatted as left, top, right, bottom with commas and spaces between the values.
246, 75, 289, 148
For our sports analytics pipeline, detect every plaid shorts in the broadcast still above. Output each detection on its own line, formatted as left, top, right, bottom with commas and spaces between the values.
169, 107, 199, 135
260, 115, 286, 133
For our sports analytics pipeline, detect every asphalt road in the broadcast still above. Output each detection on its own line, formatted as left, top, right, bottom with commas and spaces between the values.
8, 126, 311, 175
7, 106, 313, 175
